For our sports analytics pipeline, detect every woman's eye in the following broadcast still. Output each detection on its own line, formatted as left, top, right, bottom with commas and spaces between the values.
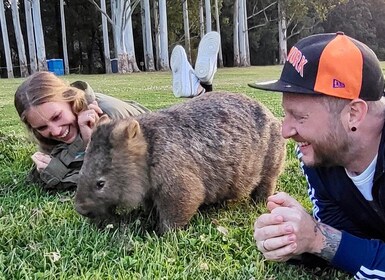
52, 114, 61, 121
96, 180, 105, 190
36, 126, 47, 132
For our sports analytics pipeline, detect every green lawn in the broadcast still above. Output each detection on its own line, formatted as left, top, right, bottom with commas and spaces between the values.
0, 66, 354, 279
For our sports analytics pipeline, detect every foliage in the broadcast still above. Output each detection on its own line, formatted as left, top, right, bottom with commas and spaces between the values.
2, 0, 385, 75
0, 67, 356, 279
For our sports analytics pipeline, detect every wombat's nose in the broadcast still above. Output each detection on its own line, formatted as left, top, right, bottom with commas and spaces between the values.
75, 204, 95, 219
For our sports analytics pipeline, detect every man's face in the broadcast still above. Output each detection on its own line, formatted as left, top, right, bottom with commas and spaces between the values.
281, 93, 349, 167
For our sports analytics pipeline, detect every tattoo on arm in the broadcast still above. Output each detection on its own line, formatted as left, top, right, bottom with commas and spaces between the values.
313, 221, 342, 261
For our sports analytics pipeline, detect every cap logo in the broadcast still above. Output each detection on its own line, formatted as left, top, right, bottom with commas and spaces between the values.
332, 79, 345, 89
287, 46, 308, 77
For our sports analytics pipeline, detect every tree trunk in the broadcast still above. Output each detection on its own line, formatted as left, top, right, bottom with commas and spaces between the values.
243, 0, 250, 65
60, 0, 69, 74
182, 0, 192, 62
158, 0, 169, 70
11, 0, 29, 77
238, 0, 249, 66
124, 11, 140, 72
24, 0, 37, 74
0, 0, 14, 78
153, 0, 160, 70
233, 0, 240, 66
32, 0, 47, 71
199, 0, 204, 38
214, 0, 223, 67
141, 0, 155, 71
205, 0, 212, 32
278, 0, 288, 64
101, 0, 112, 73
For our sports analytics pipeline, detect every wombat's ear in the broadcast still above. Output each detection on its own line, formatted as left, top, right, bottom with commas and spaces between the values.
126, 120, 141, 139
97, 114, 110, 126
112, 119, 141, 141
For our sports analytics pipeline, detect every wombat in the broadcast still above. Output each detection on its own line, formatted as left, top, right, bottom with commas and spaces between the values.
75, 92, 286, 233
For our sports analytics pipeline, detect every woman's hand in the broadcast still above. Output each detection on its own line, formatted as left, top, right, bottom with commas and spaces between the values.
31, 151, 52, 172
77, 101, 103, 144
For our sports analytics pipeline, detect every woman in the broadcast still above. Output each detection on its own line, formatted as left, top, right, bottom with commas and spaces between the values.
14, 71, 149, 191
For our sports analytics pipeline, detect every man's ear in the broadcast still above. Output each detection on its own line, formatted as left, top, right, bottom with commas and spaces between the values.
348, 99, 368, 129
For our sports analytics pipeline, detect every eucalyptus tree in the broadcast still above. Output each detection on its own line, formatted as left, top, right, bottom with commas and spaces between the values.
24, 0, 37, 73
0, 0, 13, 77
10, 0, 28, 77
90, 0, 140, 73
199, 0, 204, 37
100, 0, 111, 73
234, 0, 249, 66
204, 0, 211, 32
214, 0, 223, 67
182, 0, 192, 62
157, 0, 169, 70
153, 0, 160, 69
60, 0, 69, 74
31, 0, 47, 71
140, 0, 155, 71
233, 0, 252, 66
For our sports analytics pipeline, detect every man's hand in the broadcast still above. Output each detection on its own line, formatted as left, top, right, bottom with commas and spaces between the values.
254, 192, 340, 262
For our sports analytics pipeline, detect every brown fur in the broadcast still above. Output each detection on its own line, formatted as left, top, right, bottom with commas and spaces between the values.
74, 92, 286, 233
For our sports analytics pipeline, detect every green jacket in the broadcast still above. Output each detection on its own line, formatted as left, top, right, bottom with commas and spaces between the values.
28, 81, 150, 191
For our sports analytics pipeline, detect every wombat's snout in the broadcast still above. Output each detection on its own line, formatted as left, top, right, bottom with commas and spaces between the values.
75, 204, 95, 219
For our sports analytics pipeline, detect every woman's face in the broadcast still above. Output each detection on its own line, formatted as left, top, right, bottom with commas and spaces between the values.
26, 101, 79, 144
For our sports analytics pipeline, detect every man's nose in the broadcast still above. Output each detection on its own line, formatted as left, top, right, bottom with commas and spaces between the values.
281, 118, 296, 139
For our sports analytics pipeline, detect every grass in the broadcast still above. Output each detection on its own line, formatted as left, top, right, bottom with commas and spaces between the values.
0, 66, 354, 279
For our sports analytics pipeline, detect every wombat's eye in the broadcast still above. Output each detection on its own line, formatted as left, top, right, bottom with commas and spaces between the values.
96, 180, 105, 190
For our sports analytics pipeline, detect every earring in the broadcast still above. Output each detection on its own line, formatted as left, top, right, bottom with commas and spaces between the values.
351, 126, 357, 132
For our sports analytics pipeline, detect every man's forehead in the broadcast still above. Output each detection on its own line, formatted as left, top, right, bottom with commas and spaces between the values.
281, 93, 323, 110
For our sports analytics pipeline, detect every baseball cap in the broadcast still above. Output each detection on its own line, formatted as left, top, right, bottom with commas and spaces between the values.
248, 32, 385, 101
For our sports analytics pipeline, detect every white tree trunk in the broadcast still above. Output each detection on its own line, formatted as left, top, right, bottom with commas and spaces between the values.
0, 0, 14, 77
243, 0, 250, 65
11, 0, 28, 77
31, 0, 47, 71
199, 0, 204, 38
153, 0, 160, 69
204, 0, 211, 32
124, 11, 140, 72
111, 0, 118, 58
101, 0, 111, 73
60, 0, 69, 74
214, 0, 223, 67
158, 0, 169, 70
238, 0, 249, 66
182, 0, 192, 62
233, 0, 240, 66
140, 0, 155, 71
111, 0, 140, 73
24, 0, 37, 74
278, 0, 288, 64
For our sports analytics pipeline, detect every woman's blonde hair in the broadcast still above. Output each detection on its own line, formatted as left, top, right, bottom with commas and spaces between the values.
14, 71, 88, 152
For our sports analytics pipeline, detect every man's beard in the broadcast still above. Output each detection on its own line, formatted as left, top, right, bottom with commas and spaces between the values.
310, 124, 350, 168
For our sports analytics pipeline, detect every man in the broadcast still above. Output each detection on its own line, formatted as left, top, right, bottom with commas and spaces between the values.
250, 32, 385, 279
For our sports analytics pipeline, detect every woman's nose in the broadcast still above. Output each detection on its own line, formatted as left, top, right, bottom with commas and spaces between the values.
49, 124, 62, 137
